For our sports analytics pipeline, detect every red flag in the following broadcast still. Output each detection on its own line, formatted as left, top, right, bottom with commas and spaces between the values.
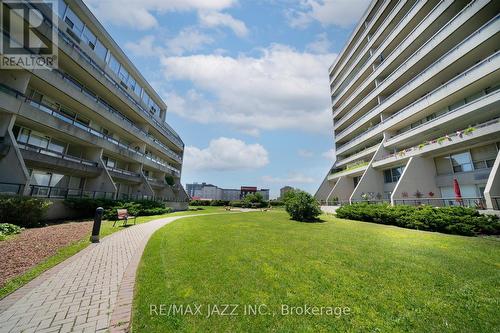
453, 178, 462, 204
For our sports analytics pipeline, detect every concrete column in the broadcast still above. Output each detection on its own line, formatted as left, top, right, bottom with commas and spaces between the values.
83, 147, 117, 198
329, 176, 355, 204
484, 150, 500, 210
391, 156, 440, 205
315, 174, 337, 203
350, 142, 386, 202
0, 113, 30, 193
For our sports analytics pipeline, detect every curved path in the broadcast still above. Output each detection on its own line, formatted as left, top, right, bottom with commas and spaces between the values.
0, 213, 233, 333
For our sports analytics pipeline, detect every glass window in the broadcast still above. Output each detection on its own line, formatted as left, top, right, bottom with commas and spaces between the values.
128, 77, 136, 92
451, 151, 473, 173
32, 171, 51, 186
56, 0, 67, 18
48, 139, 66, 154
118, 66, 129, 84
64, 8, 84, 36
82, 26, 97, 50
384, 169, 392, 183
27, 132, 49, 149
107, 53, 120, 74
49, 173, 66, 187
94, 39, 107, 61
18, 128, 30, 144
392, 166, 403, 182
134, 83, 142, 97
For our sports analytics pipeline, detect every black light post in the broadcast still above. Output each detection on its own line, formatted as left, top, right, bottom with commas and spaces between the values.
91, 207, 104, 243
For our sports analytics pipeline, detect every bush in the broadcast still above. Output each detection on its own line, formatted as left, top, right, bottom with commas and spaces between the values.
210, 200, 230, 206
335, 203, 500, 236
269, 200, 284, 206
283, 190, 321, 222
230, 200, 243, 208
63, 198, 170, 220
189, 200, 211, 206
0, 196, 51, 228
0, 223, 23, 239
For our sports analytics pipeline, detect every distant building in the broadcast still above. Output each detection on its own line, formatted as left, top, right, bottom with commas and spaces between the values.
186, 183, 269, 201
279, 186, 294, 200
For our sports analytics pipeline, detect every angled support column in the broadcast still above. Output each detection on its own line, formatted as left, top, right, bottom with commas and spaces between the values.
484, 150, 500, 210
0, 113, 30, 194
350, 142, 386, 202
391, 156, 440, 206
84, 147, 117, 199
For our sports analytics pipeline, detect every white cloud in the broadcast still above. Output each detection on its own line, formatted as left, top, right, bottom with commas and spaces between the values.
322, 148, 336, 162
298, 149, 314, 158
198, 11, 249, 37
306, 33, 332, 54
183, 137, 269, 171
288, 0, 371, 28
262, 173, 316, 184
125, 35, 160, 56
161, 44, 336, 135
166, 28, 215, 55
83, 0, 237, 30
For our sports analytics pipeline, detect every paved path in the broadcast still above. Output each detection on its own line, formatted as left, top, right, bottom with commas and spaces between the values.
0, 213, 227, 333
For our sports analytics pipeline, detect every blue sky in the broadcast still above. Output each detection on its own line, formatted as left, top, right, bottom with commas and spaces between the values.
83, 0, 370, 198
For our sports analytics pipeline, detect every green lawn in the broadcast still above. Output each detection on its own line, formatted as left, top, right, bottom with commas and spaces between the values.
0, 206, 224, 299
133, 210, 500, 332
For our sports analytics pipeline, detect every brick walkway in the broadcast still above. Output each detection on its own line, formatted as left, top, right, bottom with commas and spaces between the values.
0, 214, 219, 333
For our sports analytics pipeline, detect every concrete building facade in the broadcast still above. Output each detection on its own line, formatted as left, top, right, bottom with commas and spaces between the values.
316, 0, 500, 209
0, 0, 189, 210
279, 186, 294, 200
187, 183, 270, 201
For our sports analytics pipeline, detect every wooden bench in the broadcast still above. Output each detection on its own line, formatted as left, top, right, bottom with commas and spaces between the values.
113, 209, 137, 227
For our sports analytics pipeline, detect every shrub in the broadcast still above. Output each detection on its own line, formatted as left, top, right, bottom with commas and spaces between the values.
0, 196, 51, 228
210, 200, 230, 206
164, 175, 175, 186
63, 198, 170, 220
189, 200, 211, 206
335, 203, 500, 236
283, 190, 321, 222
230, 200, 243, 208
0, 223, 23, 238
269, 200, 284, 206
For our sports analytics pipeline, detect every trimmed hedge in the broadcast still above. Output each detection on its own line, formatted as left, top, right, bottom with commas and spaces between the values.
0, 196, 51, 228
335, 203, 500, 236
63, 198, 171, 220
189, 200, 211, 206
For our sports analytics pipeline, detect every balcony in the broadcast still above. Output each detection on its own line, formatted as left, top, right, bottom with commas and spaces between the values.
335, 51, 500, 154
327, 161, 369, 180
107, 166, 141, 183
146, 176, 167, 188
28, 185, 114, 199
18, 142, 102, 176
336, 143, 379, 167
372, 118, 500, 168
35, 69, 183, 163
335, 14, 500, 134
334, 2, 495, 122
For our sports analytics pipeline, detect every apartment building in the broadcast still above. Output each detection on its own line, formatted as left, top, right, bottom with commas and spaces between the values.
187, 183, 270, 201
316, 0, 500, 209
0, 0, 189, 214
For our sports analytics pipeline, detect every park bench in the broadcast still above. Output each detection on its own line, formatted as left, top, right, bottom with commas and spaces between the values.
113, 209, 136, 227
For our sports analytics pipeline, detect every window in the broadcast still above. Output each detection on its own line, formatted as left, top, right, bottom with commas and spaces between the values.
118, 66, 129, 85
107, 53, 120, 74
94, 40, 107, 61
64, 8, 84, 36
48, 139, 66, 154
450, 151, 473, 173
128, 77, 136, 92
103, 156, 116, 168
384, 166, 405, 183
134, 83, 142, 97
56, 0, 67, 18
82, 26, 97, 50
353, 176, 361, 188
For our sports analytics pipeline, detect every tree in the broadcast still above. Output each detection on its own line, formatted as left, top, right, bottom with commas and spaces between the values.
283, 190, 321, 222
243, 193, 265, 207
164, 175, 175, 186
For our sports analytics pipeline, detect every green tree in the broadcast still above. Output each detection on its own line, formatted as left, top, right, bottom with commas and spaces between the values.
283, 190, 321, 222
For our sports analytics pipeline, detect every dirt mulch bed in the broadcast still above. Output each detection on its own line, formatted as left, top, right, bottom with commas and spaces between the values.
0, 222, 92, 288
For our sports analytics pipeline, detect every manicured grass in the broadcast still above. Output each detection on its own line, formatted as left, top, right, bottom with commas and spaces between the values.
0, 207, 221, 299
133, 210, 500, 332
